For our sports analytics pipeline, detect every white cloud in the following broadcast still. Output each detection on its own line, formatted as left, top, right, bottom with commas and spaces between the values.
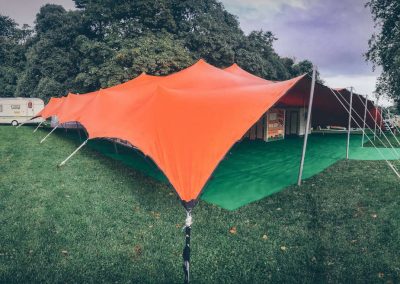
324, 74, 393, 107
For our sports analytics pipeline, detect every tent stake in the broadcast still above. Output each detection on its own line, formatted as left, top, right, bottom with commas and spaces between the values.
346, 87, 354, 160
33, 121, 44, 133
182, 209, 192, 284
58, 139, 88, 167
297, 65, 316, 186
40, 125, 58, 144
361, 95, 368, 147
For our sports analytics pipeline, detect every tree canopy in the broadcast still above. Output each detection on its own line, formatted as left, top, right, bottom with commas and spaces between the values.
2, 0, 317, 101
366, 0, 400, 110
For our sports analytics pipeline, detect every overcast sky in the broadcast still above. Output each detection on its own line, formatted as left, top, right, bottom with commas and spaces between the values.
0, 0, 390, 105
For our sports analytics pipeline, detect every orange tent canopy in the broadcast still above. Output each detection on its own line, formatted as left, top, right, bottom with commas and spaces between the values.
36, 97, 64, 119
46, 60, 305, 207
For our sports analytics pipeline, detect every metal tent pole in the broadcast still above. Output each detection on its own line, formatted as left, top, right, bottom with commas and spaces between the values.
374, 98, 379, 141
58, 139, 88, 167
182, 209, 192, 284
40, 125, 58, 144
33, 121, 44, 133
297, 65, 316, 186
346, 87, 354, 160
361, 95, 368, 147
113, 141, 119, 154
16, 117, 33, 128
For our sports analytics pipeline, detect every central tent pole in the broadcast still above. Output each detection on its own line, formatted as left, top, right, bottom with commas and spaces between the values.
361, 95, 368, 147
182, 209, 192, 284
346, 87, 354, 160
297, 65, 316, 186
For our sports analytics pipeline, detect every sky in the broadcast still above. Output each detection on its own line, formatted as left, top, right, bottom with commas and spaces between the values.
0, 0, 391, 106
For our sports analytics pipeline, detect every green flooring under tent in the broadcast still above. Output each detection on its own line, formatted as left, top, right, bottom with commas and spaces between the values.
70, 132, 399, 210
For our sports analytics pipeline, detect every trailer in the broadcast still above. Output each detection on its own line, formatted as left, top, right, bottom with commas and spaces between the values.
0, 97, 45, 126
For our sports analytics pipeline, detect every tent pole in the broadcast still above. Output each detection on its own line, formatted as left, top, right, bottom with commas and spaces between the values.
374, 98, 379, 141
361, 95, 368, 147
113, 140, 119, 154
379, 106, 383, 137
182, 209, 192, 284
40, 125, 58, 144
76, 122, 82, 142
33, 121, 44, 133
329, 88, 400, 178
58, 139, 88, 167
297, 65, 316, 186
16, 117, 33, 128
346, 87, 354, 160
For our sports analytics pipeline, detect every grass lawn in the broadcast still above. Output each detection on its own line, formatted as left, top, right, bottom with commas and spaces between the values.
1, 125, 400, 283
363, 132, 400, 148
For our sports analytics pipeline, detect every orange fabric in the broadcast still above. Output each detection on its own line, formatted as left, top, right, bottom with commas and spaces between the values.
224, 64, 274, 85
43, 60, 306, 204
36, 97, 64, 119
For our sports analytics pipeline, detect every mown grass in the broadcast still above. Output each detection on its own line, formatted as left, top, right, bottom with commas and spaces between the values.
0, 125, 399, 283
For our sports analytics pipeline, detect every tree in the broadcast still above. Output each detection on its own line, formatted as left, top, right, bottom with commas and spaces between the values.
366, 0, 400, 110
0, 15, 31, 97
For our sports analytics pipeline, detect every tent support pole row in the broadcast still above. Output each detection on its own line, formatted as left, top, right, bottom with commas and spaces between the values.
33, 121, 44, 133
40, 125, 58, 144
297, 65, 316, 186
58, 139, 88, 167
337, 90, 400, 158
361, 95, 368, 147
329, 88, 400, 178
381, 108, 400, 147
346, 87, 354, 160
182, 209, 192, 284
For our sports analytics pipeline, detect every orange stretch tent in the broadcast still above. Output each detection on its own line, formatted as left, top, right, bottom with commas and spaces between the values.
38, 60, 306, 208
36, 60, 384, 208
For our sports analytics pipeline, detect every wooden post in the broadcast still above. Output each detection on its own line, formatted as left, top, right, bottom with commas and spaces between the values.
297, 66, 316, 186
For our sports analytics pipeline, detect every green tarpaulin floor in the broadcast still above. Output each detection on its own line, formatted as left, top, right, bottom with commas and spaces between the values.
83, 133, 399, 210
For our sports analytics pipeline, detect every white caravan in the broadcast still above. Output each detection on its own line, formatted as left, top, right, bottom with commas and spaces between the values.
0, 97, 45, 126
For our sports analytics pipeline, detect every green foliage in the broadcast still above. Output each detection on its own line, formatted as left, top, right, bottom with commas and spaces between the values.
0, 15, 31, 97
366, 0, 400, 110
4, 0, 318, 101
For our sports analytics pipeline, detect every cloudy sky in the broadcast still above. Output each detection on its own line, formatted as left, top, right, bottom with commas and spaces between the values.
0, 0, 388, 105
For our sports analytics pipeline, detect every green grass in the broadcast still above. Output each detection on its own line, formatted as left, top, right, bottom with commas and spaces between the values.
1, 126, 400, 283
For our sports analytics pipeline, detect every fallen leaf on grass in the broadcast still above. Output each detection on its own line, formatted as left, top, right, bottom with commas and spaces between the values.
378, 272, 384, 278
229, 226, 237, 234
280, 246, 287, 251
262, 234, 268, 240
371, 214, 378, 218
61, 250, 68, 256
134, 245, 142, 257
